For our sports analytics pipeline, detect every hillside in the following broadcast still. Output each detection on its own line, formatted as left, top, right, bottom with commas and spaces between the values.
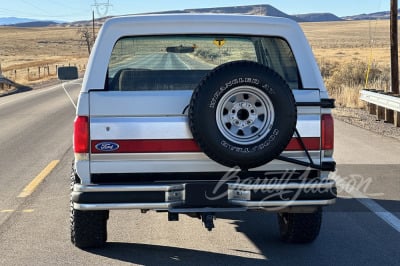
295, 13, 343, 22
343, 10, 398, 20
0, 4, 338, 26
0, 4, 396, 28
5, 21, 59, 27
0, 17, 36, 25
181, 4, 304, 22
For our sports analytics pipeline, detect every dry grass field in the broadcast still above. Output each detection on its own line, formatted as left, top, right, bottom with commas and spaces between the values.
0, 26, 88, 85
302, 20, 390, 63
0, 19, 393, 107
301, 20, 392, 108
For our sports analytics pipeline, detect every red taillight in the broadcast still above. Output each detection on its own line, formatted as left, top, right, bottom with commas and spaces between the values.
321, 114, 334, 150
74, 116, 89, 153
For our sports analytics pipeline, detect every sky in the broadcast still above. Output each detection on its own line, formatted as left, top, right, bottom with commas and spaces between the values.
0, 0, 392, 22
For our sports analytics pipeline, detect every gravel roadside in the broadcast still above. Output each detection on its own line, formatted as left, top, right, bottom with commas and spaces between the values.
333, 107, 400, 142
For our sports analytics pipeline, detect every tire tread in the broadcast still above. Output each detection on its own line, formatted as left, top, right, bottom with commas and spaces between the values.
70, 163, 108, 249
278, 208, 322, 244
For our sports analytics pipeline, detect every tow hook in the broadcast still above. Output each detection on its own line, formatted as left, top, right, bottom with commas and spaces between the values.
201, 213, 215, 231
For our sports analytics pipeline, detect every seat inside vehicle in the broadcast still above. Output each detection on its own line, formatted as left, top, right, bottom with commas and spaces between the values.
110, 69, 210, 91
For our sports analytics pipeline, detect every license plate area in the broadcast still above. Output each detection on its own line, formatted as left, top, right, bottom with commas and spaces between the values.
185, 183, 228, 207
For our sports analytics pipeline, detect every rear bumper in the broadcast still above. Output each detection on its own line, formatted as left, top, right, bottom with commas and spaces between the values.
72, 179, 336, 211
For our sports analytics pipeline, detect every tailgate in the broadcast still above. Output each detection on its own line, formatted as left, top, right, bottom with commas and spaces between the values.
88, 89, 321, 174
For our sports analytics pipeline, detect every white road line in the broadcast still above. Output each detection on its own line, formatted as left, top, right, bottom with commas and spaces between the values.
357, 197, 400, 232
62, 83, 77, 109
176, 55, 192, 70
334, 176, 400, 233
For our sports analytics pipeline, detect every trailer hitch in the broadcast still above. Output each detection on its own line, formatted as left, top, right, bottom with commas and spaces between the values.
201, 213, 215, 231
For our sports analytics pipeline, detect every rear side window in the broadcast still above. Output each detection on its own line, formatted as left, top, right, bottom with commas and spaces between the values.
107, 35, 301, 91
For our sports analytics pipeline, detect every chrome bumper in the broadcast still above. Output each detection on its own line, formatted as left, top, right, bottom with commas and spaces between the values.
72, 179, 336, 211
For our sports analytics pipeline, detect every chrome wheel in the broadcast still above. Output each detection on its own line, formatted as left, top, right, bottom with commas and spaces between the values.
216, 86, 275, 145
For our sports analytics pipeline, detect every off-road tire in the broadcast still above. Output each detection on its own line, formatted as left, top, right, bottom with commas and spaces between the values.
278, 207, 322, 243
70, 164, 109, 249
189, 60, 297, 169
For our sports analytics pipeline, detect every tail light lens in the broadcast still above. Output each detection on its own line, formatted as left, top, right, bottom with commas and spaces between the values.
321, 114, 334, 156
74, 116, 89, 153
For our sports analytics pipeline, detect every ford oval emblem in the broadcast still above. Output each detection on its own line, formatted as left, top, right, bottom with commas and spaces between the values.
95, 142, 120, 152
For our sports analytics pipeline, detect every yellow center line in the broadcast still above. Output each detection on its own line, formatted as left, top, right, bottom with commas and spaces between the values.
0, 210, 14, 213
21, 209, 34, 213
17, 160, 60, 198
0, 209, 35, 213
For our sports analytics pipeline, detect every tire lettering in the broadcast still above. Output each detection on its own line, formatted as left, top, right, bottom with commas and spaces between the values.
209, 78, 262, 108
251, 129, 280, 151
220, 129, 280, 153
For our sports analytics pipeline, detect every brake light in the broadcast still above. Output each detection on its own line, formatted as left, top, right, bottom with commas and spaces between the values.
74, 116, 89, 153
321, 114, 334, 151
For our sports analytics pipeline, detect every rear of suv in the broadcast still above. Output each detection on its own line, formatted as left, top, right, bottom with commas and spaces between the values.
61, 14, 336, 248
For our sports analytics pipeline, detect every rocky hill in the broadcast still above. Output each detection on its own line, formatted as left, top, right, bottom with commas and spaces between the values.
5, 21, 59, 27
180, 4, 303, 22
1, 4, 395, 27
0, 17, 35, 25
295, 13, 343, 22
343, 10, 399, 20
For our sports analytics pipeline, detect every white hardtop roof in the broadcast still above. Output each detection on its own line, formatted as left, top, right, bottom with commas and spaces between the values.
81, 13, 325, 93
101, 13, 300, 36
105, 13, 297, 25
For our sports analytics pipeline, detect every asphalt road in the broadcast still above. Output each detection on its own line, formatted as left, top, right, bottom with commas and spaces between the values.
128, 53, 214, 69
0, 81, 399, 265
109, 52, 214, 77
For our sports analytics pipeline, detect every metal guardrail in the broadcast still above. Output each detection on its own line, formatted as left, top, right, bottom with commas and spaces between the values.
0, 75, 32, 97
360, 89, 400, 112
0, 76, 16, 87
360, 89, 400, 127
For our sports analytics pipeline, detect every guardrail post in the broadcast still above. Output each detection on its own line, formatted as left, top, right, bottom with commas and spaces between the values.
377, 106, 386, 120
386, 109, 395, 123
394, 111, 400, 127
368, 103, 377, 115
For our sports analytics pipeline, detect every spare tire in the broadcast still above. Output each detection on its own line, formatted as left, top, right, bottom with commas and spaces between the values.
189, 60, 297, 169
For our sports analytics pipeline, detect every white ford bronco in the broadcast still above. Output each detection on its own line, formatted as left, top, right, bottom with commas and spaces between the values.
59, 14, 336, 248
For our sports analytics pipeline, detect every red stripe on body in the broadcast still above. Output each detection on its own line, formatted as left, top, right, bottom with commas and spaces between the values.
91, 138, 320, 153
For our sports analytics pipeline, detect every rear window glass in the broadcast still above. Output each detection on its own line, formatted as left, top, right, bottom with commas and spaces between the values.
107, 35, 301, 91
